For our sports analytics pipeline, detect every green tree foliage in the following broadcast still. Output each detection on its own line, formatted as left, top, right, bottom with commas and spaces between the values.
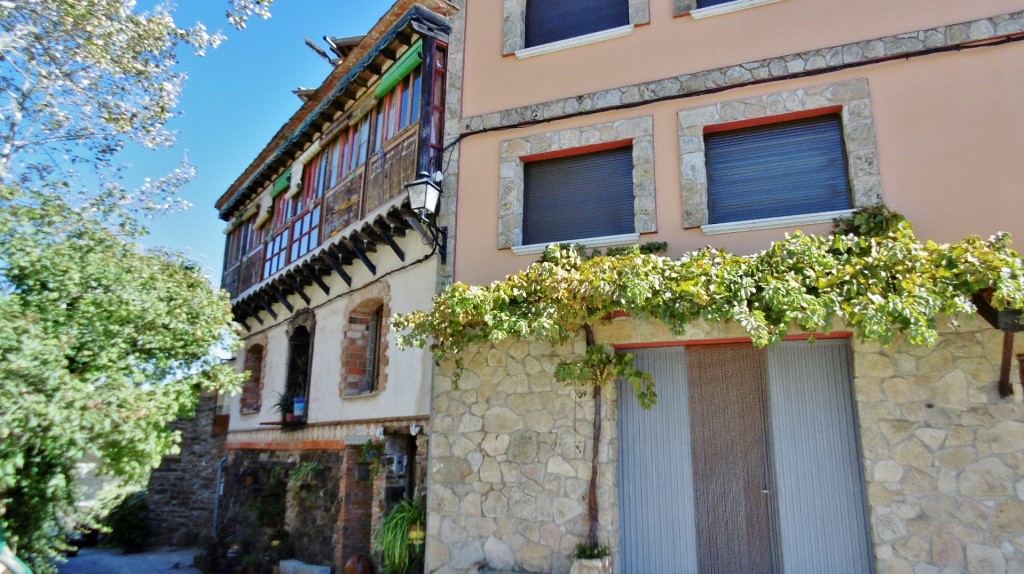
0, 0, 274, 567
395, 213, 1024, 402
0, 191, 242, 569
0, 0, 270, 194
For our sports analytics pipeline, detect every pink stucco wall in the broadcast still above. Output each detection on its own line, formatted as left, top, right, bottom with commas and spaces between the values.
450, 1, 1024, 286
460, 0, 1024, 117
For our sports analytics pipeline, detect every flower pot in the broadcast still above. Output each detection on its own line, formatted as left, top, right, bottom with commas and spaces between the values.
569, 556, 612, 574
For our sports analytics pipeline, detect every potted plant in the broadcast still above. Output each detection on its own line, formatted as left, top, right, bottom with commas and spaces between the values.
570, 542, 612, 574
373, 497, 426, 574
272, 390, 293, 422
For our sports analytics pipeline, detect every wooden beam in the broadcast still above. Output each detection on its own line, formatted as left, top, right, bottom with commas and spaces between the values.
350, 231, 378, 253
259, 296, 278, 320
346, 239, 377, 275
271, 286, 294, 313
324, 248, 352, 286
311, 272, 331, 296
286, 274, 312, 305
372, 221, 405, 261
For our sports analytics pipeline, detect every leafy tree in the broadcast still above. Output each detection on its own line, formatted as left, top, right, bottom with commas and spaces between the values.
395, 210, 1024, 549
0, 0, 271, 194
0, 0, 276, 568
0, 191, 242, 569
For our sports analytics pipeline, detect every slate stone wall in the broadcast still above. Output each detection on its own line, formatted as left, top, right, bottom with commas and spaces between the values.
148, 393, 225, 547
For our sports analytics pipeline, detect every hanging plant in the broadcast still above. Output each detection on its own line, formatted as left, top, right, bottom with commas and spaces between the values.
373, 497, 426, 574
360, 440, 385, 480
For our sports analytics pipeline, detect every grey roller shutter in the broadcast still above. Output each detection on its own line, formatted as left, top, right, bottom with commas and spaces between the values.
705, 115, 851, 224
523, 147, 634, 245
525, 0, 629, 48
618, 347, 698, 574
767, 339, 872, 574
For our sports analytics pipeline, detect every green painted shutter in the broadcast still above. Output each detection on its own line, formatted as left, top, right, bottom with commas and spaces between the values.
375, 39, 423, 98
270, 169, 291, 198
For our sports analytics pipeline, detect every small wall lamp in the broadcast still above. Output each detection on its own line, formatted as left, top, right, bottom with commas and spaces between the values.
403, 171, 447, 263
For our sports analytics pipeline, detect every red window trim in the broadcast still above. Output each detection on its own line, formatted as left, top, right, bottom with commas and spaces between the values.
703, 106, 843, 135
612, 332, 853, 351
521, 139, 632, 164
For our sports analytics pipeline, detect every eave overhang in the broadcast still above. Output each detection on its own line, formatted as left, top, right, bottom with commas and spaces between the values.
230, 196, 428, 330
216, 3, 453, 220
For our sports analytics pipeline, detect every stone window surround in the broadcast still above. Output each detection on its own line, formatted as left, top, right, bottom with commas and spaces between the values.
673, 0, 786, 20
678, 78, 882, 230
502, 0, 650, 56
498, 115, 657, 251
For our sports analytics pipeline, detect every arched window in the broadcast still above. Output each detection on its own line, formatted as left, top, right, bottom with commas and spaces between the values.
240, 344, 264, 414
286, 327, 312, 420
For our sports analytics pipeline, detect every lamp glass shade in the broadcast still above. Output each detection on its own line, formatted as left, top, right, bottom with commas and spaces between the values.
405, 176, 441, 216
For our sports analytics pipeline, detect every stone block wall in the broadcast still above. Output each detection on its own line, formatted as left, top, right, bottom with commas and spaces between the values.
286, 451, 344, 567
855, 317, 1024, 574
426, 338, 606, 574
426, 316, 1024, 574
148, 393, 225, 547
218, 449, 343, 570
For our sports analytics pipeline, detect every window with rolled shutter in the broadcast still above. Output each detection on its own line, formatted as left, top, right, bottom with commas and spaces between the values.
525, 0, 629, 48
705, 115, 851, 225
522, 146, 634, 245
696, 0, 738, 7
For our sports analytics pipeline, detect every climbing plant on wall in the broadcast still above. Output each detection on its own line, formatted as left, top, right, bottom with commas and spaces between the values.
396, 207, 1024, 396
394, 206, 1024, 547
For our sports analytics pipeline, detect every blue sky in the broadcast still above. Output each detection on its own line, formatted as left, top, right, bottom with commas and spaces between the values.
123, 1, 394, 286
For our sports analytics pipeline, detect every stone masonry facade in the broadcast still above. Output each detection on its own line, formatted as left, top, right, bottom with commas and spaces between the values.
148, 393, 226, 547
426, 316, 1024, 574
427, 338, 603, 574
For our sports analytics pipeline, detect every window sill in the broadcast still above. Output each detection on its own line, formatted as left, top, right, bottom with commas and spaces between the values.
514, 25, 634, 59
690, 0, 784, 20
343, 390, 382, 400
511, 232, 641, 255
701, 209, 853, 235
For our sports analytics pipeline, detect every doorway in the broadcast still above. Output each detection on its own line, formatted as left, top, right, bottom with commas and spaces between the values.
618, 339, 872, 574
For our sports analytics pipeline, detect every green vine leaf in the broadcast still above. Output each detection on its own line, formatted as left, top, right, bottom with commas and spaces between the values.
394, 208, 1024, 409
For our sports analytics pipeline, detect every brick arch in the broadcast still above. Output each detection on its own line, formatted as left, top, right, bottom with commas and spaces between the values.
239, 343, 266, 414
239, 333, 268, 413
341, 283, 391, 396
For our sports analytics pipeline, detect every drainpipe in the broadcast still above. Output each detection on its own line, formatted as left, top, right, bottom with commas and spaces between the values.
213, 456, 228, 540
